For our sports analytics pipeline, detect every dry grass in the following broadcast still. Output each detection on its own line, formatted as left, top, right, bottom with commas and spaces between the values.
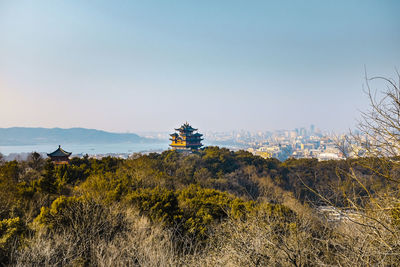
7, 197, 400, 266
11, 204, 183, 267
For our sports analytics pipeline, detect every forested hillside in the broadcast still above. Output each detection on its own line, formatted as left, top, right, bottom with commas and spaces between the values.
1, 147, 399, 266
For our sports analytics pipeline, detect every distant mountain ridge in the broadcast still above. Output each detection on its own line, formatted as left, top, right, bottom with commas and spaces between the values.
0, 127, 157, 145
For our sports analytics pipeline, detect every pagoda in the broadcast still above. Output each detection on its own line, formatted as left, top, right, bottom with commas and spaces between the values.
47, 145, 72, 164
170, 122, 203, 151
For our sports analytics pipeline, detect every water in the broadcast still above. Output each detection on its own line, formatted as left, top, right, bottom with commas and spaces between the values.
0, 142, 170, 156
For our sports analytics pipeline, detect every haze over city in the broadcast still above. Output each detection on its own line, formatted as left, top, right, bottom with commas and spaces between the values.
1, 0, 399, 133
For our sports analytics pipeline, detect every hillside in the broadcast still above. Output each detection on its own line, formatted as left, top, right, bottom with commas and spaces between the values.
0, 127, 155, 145
0, 147, 397, 265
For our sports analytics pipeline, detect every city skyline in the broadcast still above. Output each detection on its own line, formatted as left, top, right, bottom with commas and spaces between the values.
1, 1, 399, 132
0, 123, 347, 136
0, 123, 350, 160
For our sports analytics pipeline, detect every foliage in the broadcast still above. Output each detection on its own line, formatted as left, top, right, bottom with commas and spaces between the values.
0, 145, 399, 265
35, 196, 83, 229
0, 217, 25, 264
391, 203, 400, 227
0, 217, 23, 248
126, 187, 182, 226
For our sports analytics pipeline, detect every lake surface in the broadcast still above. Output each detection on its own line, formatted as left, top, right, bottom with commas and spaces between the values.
0, 142, 171, 156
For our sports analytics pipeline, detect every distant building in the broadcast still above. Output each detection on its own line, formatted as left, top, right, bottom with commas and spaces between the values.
47, 145, 72, 164
317, 152, 341, 161
310, 124, 315, 134
170, 122, 203, 151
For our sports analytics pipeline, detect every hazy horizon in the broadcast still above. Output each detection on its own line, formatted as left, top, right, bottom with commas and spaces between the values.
0, 125, 346, 135
1, 1, 399, 133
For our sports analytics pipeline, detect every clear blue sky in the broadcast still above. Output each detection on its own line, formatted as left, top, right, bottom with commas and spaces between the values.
0, 0, 399, 132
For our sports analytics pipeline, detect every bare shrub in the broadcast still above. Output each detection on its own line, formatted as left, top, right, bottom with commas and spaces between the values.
189, 209, 331, 267
12, 203, 186, 267
93, 211, 179, 267
13, 199, 126, 266
329, 73, 400, 265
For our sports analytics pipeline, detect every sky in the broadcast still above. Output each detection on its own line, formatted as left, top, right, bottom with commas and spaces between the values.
0, 0, 399, 133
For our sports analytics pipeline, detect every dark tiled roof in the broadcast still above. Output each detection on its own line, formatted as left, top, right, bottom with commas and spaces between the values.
175, 122, 197, 132
47, 145, 72, 157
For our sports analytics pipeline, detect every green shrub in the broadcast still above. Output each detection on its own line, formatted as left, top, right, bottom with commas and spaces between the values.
178, 185, 235, 236
0, 217, 23, 249
35, 196, 83, 229
126, 187, 182, 226
77, 173, 130, 203
230, 198, 256, 219
391, 204, 400, 227
0, 217, 24, 264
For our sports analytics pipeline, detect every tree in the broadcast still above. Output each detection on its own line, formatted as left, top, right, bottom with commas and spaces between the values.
27, 152, 44, 171
358, 74, 400, 158
332, 72, 400, 264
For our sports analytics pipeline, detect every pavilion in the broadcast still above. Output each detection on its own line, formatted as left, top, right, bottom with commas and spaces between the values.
170, 122, 203, 151
47, 145, 72, 164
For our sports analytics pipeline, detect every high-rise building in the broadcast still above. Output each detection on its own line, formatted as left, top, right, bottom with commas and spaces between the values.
310, 124, 315, 134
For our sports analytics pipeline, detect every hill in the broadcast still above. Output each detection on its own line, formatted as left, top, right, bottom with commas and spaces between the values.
0, 127, 154, 145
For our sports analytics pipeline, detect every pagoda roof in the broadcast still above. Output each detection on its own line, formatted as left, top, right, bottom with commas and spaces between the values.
47, 145, 72, 157
175, 122, 197, 132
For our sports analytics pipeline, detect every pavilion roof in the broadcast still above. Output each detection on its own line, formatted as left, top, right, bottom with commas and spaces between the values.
47, 145, 72, 157
175, 122, 197, 132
